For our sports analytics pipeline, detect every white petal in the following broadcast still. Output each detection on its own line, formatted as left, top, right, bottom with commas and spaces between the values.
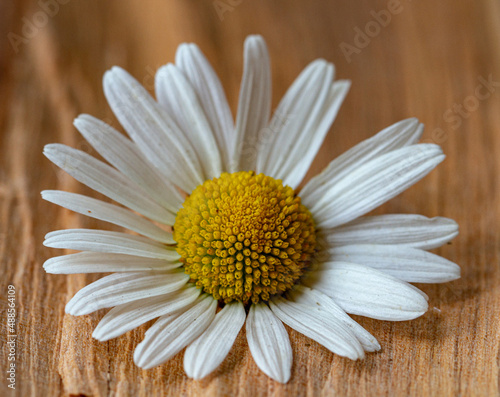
176, 43, 234, 171
233, 35, 271, 172
44, 144, 173, 224
103, 66, 203, 192
281, 80, 350, 188
321, 214, 459, 250
74, 114, 183, 213
44, 229, 179, 260
65, 271, 189, 315
42, 190, 174, 244
269, 297, 365, 360
246, 303, 292, 383
43, 252, 181, 274
301, 118, 423, 203
310, 144, 445, 229
322, 244, 460, 283
256, 59, 350, 188
256, 60, 326, 174
304, 262, 429, 321
134, 294, 217, 369
288, 286, 380, 352
156, 64, 222, 180
93, 286, 200, 341
184, 301, 246, 380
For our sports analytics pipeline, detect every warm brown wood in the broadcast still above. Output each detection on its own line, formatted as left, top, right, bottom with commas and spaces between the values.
1, 0, 500, 395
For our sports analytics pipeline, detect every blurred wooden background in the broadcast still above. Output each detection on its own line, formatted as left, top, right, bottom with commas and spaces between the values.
1, 0, 499, 396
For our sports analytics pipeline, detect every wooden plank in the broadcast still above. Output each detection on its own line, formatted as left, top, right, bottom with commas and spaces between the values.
1, 0, 499, 395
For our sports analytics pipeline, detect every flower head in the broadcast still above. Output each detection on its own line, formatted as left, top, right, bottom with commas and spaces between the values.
43, 35, 459, 383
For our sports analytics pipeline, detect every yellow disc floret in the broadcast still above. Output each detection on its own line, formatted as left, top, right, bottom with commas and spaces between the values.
173, 171, 316, 305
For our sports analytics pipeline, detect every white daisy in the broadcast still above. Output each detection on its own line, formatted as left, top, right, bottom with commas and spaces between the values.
43, 35, 460, 383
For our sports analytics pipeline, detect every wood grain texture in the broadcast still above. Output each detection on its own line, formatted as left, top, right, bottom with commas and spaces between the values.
1, 0, 499, 396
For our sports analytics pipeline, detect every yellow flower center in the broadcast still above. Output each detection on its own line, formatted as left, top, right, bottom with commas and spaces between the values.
173, 171, 317, 305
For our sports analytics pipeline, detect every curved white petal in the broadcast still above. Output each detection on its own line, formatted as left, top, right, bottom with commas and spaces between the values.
65, 271, 189, 315
44, 229, 179, 260
42, 191, 174, 243
184, 301, 246, 380
156, 64, 222, 180
103, 66, 203, 192
256, 60, 331, 176
269, 297, 365, 360
321, 214, 459, 250
301, 118, 423, 203
175, 43, 234, 171
43, 252, 181, 274
289, 286, 380, 352
322, 244, 460, 283
134, 294, 217, 369
256, 58, 349, 188
304, 262, 429, 321
93, 286, 201, 341
44, 144, 173, 224
74, 114, 183, 213
310, 144, 445, 229
281, 80, 350, 188
233, 35, 271, 172
246, 303, 292, 383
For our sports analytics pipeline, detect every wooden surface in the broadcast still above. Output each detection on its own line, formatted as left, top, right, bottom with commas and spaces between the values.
1, 0, 500, 396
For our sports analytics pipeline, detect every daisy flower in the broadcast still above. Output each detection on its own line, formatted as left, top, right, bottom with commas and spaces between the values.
43, 35, 460, 383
